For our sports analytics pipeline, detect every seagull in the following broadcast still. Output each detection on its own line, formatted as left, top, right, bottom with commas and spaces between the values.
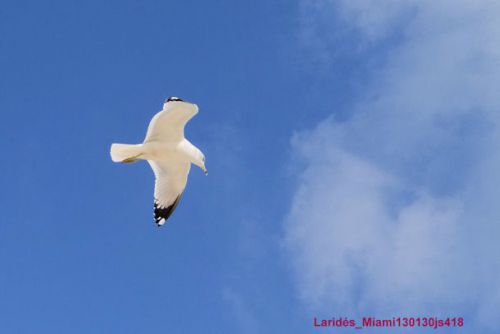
110, 97, 207, 227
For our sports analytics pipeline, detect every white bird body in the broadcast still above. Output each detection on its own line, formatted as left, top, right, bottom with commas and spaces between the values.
136, 139, 198, 161
110, 97, 207, 226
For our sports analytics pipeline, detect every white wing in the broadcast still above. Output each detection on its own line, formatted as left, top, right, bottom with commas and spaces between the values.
144, 100, 198, 143
148, 160, 191, 226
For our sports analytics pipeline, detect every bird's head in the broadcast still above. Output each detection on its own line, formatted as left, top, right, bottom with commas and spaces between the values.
192, 150, 208, 176
200, 154, 208, 176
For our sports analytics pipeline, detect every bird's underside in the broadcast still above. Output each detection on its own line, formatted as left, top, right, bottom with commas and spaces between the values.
110, 97, 203, 227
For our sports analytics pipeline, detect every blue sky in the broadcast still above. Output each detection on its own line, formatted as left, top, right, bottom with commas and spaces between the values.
1, 0, 500, 333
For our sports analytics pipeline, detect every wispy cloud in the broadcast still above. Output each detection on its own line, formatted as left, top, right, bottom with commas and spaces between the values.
286, 0, 500, 330
223, 287, 260, 334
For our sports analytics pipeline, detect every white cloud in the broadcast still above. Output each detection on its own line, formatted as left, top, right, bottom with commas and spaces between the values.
286, 0, 500, 330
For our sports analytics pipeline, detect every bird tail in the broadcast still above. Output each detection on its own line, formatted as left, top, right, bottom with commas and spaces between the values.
110, 143, 144, 163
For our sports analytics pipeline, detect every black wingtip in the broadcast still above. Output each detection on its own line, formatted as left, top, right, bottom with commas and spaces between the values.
165, 96, 184, 103
153, 194, 183, 226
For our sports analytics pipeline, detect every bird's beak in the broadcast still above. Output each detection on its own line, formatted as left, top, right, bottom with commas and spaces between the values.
203, 167, 208, 176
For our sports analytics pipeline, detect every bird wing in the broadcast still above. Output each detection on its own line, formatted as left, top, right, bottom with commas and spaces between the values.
148, 160, 191, 226
144, 100, 199, 143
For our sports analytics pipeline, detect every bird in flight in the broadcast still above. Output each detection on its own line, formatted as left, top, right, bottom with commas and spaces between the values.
110, 97, 207, 226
